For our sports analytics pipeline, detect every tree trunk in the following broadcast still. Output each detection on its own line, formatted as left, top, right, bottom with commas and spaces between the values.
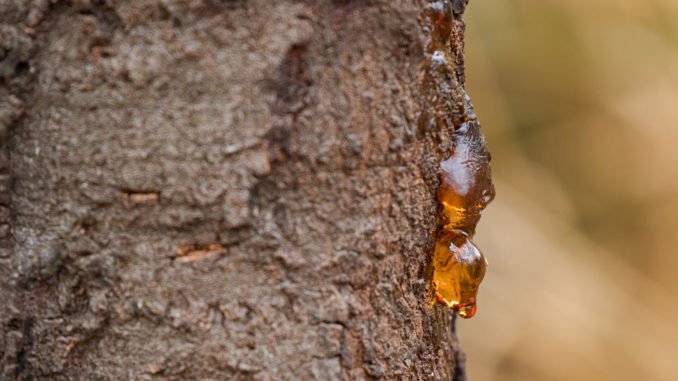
1, 1, 478, 379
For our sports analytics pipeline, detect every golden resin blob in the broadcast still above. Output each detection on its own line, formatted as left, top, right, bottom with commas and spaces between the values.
432, 230, 487, 318
432, 130, 494, 319
432, 135, 494, 319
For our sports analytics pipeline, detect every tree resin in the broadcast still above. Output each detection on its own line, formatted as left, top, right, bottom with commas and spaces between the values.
432, 230, 486, 318
432, 126, 494, 318
422, 1, 495, 319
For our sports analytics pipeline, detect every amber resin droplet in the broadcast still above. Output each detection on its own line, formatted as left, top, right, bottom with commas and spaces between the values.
432, 230, 487, 318
431, 122, 494, 319
433, 149, 493, 320
437, 131, 494, 233
422, 1, 495, 319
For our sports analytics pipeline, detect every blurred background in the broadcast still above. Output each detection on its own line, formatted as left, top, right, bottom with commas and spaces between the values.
460, 0, 678, 380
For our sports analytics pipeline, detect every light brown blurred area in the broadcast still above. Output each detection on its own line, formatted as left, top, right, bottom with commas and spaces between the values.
460, 0, 678, 380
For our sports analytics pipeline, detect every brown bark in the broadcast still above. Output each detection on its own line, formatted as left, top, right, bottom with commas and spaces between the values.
1, 1, 478, 379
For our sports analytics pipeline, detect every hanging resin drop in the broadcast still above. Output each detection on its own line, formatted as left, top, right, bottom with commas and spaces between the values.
432, 230, 487, 318
433, 139, 494, 319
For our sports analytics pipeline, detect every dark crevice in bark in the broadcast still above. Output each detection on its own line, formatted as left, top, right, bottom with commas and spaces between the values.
265, 41, 312, 165
13, 316, 34, 380
450, 313, 468, 381
89, 0, 123, 35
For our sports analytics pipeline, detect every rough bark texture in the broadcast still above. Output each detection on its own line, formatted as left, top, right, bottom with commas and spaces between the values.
1, 1, 475, 380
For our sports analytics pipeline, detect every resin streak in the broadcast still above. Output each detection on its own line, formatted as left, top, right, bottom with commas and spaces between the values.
422, 1, 495, 318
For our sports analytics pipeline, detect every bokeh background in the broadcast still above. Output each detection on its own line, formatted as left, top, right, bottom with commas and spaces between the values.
460, 0, 678, 380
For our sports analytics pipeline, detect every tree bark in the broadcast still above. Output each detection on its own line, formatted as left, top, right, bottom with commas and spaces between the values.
1, 1, 476, 379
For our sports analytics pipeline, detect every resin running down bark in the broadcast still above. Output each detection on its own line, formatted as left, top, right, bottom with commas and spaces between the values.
421, 1, 495, 319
